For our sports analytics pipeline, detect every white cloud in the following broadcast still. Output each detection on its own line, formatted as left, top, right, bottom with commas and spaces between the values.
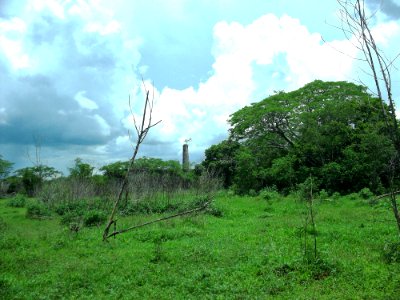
92, 114, 111, 136
135, 13, 359, 159
29, 0, 66, 20
2, 0, 399, 171
371, 21, 400, 45
0, 17, 30, 70
74, 91, 99, 110
85, 20, 121, 35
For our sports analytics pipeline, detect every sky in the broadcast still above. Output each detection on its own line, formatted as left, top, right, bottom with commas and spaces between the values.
1, 0, 400, 174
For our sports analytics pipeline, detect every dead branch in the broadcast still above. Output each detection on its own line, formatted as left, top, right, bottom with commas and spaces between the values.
337, 0, 400, 233
106, 200, 212, 239
102, 79, 161, 241
373, 190, 400, 201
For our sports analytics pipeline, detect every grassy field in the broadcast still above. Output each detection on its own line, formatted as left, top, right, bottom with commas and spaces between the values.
1, 192, 399, 299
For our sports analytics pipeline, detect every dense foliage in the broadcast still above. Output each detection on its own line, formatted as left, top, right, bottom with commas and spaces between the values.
203, 80, 395, 195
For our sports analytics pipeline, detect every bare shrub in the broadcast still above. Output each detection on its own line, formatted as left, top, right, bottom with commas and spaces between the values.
38, 177, 106, 209
0, 181, 9, 198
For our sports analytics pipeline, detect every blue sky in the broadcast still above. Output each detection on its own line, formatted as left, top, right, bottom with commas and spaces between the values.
1, 0, 400, 174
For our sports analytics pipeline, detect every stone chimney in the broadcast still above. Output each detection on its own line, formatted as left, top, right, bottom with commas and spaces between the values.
182, 143, 189, 172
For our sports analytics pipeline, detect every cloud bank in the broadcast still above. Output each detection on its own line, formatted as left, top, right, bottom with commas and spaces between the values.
0, 0, 399, 173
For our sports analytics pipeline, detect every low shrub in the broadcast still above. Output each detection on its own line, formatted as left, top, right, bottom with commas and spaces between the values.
60, 212, 81, 226
318, 189, 329, 200
248, 189, 258, 197
205, 204, 223, 217
55, 201, 87, 216
305, 258, 338, 280
347, 193, 359, 201
7, 194, 26, 208
383, 241, 400, 263
358, 187, 374, 200
26, 201, 51, 219
331, 192, 341, 200
259, 187, 281, 201
83, 210, 107, 227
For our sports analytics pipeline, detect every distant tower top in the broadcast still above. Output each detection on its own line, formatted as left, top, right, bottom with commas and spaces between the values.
182, 139, 191, 172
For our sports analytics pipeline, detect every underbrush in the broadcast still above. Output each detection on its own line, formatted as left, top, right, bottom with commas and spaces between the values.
26, 200, 52, 219
6, 194, 27, 208
1, 192, 399, 299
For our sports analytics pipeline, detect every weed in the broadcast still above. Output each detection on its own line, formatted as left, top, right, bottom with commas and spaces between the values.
150, 236, 167, 263
274, 263, 295, 277
304, 257, 338, 280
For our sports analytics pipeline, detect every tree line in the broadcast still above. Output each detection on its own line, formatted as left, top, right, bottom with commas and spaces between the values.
0, 156, 193, 197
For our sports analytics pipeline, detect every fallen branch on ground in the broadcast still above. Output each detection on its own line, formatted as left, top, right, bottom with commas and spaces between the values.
372, 191, 400, 201
106, 200, 212, 239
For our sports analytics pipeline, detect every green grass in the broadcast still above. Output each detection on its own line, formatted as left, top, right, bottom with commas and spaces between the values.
1, 192, 399, 299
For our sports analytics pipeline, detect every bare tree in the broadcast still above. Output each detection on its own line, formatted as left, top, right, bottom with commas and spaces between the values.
102, 80, 217, 241
102, 80, 161, 241
337, 0, 400, 233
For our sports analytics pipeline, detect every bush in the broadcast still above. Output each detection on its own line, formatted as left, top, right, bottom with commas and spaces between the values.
60, 212, 81, 226
383, 241, 400, 263
358, 188, 374, 200
205, 205, 223, 217
259, 187, 281, 201
318, 189, 329, 200
7, 194, 26, 208
55, 201, 87, 216
347, 193, 359, 201
26, 201, 51, 219
297, 177, 320, 201
331, 192, 341, 200
248, 189, 258, 197
83, 210, 107, 227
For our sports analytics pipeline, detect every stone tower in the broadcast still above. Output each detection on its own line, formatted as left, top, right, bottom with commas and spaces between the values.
182, 143, 189, 172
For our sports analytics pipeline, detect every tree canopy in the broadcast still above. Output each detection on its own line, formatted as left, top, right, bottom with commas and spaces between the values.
204, 80, 394, 194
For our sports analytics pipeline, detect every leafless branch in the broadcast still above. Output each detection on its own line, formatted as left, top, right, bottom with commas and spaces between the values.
106, 200, 211, 239
102, 80, 162, 241
337, 0, 400, 233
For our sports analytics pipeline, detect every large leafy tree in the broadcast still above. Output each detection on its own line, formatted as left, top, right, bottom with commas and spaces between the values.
220, 80, 393, 194
14, 165, 61, 196
69, 158, 94, 179
100, 161, 129, 180
202, 140, 240, 188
